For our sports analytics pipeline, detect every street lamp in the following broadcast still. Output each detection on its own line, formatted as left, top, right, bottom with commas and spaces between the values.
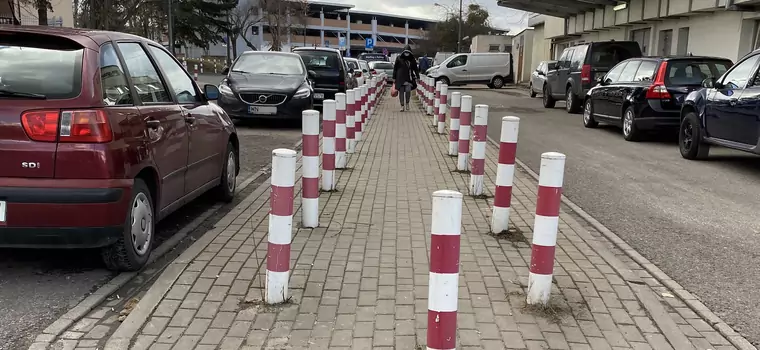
434, 0, 463, 53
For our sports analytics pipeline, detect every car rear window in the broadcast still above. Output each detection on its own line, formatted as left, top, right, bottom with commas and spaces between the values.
666, 60, 731, 86
346, 60, 359, 70
296, 51, 340, 70
371, 62, 393, 69
0, 33, 84, 99
590, 43, 641, 67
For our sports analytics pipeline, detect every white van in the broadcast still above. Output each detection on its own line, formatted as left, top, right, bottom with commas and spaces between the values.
434, 52, 455, 66
427, 52, 512, 89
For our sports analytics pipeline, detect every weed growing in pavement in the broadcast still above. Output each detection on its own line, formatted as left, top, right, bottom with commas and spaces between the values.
319, 189, 340, 193
490, 227, 529, 248
522, 298, 573, 324
471, 193, 491, 200
239, 296, 294, 313
451, 168, 471, 174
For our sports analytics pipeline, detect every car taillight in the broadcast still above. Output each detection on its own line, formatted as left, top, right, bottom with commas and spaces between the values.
645, 62, 672, 100
21, 109, 112, 143
370, 69, 377, 74
581, 64, 592, 83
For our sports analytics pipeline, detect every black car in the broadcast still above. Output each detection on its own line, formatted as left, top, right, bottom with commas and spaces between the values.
217, 51, 314, 120
680, 49, 760, 160
583, 56, 732, 141
292, 47, 352, 107
544, 40, 642, 113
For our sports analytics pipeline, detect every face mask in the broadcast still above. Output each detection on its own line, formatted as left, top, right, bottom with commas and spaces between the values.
403, 52, 410, 57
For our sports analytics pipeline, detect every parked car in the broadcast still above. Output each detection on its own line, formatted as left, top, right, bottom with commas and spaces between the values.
583, 56, 732, 141
218, 51, 314, 121
292, 47, 352, 106
544, 41, 643, 113
0, 26, 238, 271
529, 60, 556, 98
358, 60, 371, 80
369, 61, 394, 82
679, 50, 760, 159
344, 57, 364, 86
427, 52, 512, 89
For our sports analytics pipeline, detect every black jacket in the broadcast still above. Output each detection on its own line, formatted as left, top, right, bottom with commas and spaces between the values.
393, 50, 419, 90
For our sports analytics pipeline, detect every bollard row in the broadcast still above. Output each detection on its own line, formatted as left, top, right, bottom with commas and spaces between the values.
264, 73, 388, 304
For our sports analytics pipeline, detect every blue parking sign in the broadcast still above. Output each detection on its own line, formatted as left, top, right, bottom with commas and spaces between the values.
365, 38, 374, 50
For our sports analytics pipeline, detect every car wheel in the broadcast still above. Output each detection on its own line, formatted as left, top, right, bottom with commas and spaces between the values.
566, 87, 581, 113
492, 76, 505, 89
529, 83, 537, 98
101, 178, 154, 272
583, 99, 598, 128
679, 112, 710, 160
215, 141, 238, 202
438, 77, 450, 86
622, 107, 640, 141
542, 85, 556, 108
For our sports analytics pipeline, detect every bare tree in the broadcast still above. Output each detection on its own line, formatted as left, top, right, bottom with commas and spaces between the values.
259, 0, 308, 51
229, 0, 263, 54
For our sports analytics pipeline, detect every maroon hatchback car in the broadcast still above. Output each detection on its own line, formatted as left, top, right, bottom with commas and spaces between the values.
0, 26, 240, 271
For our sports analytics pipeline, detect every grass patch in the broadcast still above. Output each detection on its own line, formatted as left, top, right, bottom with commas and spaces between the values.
490, 227, 529, 247
522, 299, 573, 324
239, 297, 294, 313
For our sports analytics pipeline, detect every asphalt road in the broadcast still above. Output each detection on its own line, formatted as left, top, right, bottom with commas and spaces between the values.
452, 86, 760, 344
0, 74, 301, 350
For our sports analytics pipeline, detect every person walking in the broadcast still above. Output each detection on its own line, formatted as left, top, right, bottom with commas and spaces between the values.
419, 54, 430, 74
393, 45, 419, 112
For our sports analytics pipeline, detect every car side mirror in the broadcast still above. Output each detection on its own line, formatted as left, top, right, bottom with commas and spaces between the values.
204, 84, 220, 100
546, 63, 557, 71
597, 76, 606, 85
221, 66, 229, 75
308, 70, 317, 78
702, 77, 717, 89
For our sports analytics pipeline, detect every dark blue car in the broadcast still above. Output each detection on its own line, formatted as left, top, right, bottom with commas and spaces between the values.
679, 50, 760, 159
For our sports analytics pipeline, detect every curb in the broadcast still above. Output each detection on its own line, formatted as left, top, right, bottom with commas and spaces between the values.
29, 168, 268, 349
482, 133, 756, 350
102, 138, 304, 350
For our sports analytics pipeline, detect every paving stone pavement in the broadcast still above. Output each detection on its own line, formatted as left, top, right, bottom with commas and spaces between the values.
33, 94, 753, 350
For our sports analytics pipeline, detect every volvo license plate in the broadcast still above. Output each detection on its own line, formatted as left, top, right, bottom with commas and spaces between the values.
249, 106, 277, 115
314, 93, 325, 100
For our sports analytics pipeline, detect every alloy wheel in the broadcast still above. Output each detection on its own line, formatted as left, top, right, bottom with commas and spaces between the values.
130, 192, 153, 256
583, 101, 591, 124
566, 90, 573, 112
623, 110, 634, 137
226, 151, 236, 193
682, 120, 694, 151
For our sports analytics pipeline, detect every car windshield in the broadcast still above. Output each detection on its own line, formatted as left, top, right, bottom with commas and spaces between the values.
0, 43, 83, 99
371, 62, 393, 70
346, 60, 359, 70
666, 60, 731, 86
233, 53, 304, 75
359, 61, 369, 71
296, 51, 340, 71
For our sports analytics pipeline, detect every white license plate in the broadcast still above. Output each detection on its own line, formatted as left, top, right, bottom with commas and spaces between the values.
0, 201, 6, 225
314, 93, 325, 100
248, 106, 277, 115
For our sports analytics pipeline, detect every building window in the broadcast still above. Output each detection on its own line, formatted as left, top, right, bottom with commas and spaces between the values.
489, 44, 500, 52
630, 28, 651, 55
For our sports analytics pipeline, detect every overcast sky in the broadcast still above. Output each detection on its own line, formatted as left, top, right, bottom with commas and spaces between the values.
325, 0, 529, 32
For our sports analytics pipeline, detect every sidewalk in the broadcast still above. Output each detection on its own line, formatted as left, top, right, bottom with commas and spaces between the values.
66, 94, 750, 350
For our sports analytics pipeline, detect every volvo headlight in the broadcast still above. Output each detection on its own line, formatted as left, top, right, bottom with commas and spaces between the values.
294, 86, 311, 99
218, 81, 234, 95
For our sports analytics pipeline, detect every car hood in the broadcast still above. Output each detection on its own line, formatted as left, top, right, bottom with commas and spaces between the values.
228, 73, 305, 92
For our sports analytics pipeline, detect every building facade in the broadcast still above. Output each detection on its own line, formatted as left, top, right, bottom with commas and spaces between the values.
498, 0, 760, 74
193, 0, 436, 59
0, 0, 73, 27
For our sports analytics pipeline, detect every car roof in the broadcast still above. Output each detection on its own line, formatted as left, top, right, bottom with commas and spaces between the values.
344, 57, 358, 62
292, 47, 341, 54
241, 51, 300, 58
0, 24, 157, 49
637, 55, 731, 61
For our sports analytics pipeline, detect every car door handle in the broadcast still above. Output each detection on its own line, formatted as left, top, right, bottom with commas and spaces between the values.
185, 115, 196, 124
145, 118, 160, 129
462, 69, 467, 71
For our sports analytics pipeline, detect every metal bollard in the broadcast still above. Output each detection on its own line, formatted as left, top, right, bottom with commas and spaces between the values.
437, 84, 448, 134
335, 93, 348, 169
433, 81, 441, 126
266, 148, 296, 304
457, 96, 473, 171
448, 92, 461, 156
354, 87, 363, 142
346, 89, 356, 153
301, 110, 320, 228
469, 104, 488, 196
491, 117, 520, 234
322, 100, 337, 191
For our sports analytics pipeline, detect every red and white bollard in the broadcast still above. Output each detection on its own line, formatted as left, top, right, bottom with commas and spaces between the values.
448, 92, 461, 156
361, 84, 368, 126
469, 104, 488, 196
491, 116, 520, 233
193, 64, 198, 81
427, 190, 463, 350
457, 95, 473, 172
427, 78, 435, 116
370, 78, 377, 117
437, 84, 448, 134
266, 148, 296, 304
322, 100, 337, 191
346, 89, 356, 154
354, 87, 363, 142
301, 110, 320, 228
200, 65, 204, 74
527, 152, 566, 306
433, 81, 441, 126
335, 93, 347, 169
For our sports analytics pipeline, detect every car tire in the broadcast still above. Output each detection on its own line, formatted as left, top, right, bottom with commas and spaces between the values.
566, 87, 581, 113
438, 77, 450, 86
542, 85, 556, 108
583, 99, 598, 128
101, 178, 154, 272
215, 141, 238, 202
529, 83, 537, 98
679, 112, 710, 160
622, 106, 640, 141
491, 76, 505, 89
487, 83, 495, 88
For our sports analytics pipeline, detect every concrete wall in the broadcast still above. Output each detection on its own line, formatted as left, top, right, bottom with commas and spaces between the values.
511, 29, 534, 83
471, 35, 513, 53
529, 24, 551, 73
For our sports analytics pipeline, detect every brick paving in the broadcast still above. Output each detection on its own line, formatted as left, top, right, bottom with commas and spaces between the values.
40, 95, 752, 350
